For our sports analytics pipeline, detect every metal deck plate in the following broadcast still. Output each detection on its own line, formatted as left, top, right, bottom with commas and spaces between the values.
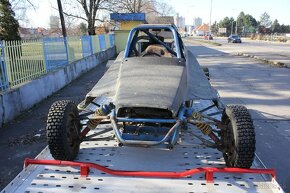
2, 100, 284, 193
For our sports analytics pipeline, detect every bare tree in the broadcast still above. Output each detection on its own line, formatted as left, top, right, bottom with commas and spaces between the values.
60, 0, 175, 35
112, 0, 156, 14
155, 1, 175, 16
112, 0, 174, 15
10, 0, 36, 23
61, 0, 111, 35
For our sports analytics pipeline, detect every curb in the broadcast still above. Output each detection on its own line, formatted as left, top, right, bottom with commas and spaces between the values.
183, 38, 222, 46
234, 52, 289, 68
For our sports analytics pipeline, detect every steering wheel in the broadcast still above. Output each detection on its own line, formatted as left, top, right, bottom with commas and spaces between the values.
132, 35, 151, 56
141, 52, 161, 57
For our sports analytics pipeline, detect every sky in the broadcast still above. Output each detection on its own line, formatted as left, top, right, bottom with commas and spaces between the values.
167, 0, 290, 25
24, 0, 290, 28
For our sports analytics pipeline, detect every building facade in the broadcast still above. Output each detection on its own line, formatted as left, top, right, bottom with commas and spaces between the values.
193, 17, 202, 27
174, 14, 185, 29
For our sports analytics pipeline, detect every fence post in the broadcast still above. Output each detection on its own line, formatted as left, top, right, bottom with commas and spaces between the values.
89, 36, 94, 55
64, 36, 69, 64
98, 35, 106, 51
3, 41, 13, 88
42, 38, 49, 71
105, 34, 110, 49
0, 41, 9, 91
109, 34, 115, 48
81, 35, 93, 58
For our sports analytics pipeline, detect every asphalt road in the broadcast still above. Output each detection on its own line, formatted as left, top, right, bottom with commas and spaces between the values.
188, 36, 290, 67
217, 38, 290, 55
186, 43, 290, 192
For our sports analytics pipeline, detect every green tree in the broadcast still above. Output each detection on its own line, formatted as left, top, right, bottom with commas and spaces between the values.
236, 11, 245, 33
0, 0, 20, 40
235, 12, 257, 34
210, 21, 218, 35
280, 24, 290, 33
218, 17, 235, 36
79, 22, 87, 35
243, 14, 257, 33
271, 19, 280, 33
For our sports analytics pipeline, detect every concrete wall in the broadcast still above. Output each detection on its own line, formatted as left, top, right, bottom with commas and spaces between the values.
0, 47, 116, 127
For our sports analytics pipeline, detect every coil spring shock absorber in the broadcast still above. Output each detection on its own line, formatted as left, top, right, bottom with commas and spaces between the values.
191, 112, 221, 146
87, 108, 108, 130
81, 104, 113, 137
191, 112, 203, 120
195, 122, 221, 145
195, 122, 212, 135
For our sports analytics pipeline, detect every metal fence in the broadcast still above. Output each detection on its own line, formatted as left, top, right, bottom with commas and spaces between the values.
0, 43, 9, 91
4, 39, 46, 87
0, 34, 114, 92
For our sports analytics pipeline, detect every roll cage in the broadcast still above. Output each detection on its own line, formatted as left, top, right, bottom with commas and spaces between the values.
124, 24, 185, 59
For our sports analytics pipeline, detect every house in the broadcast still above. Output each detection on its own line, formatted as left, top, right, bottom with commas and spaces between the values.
195, 24, 209, 36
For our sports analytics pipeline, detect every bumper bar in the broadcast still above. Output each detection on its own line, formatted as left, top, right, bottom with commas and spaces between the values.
24, 158, 276, 183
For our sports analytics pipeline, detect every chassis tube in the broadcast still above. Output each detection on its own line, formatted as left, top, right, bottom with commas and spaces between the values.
117, 117, 176, 123
110, 112, 180, 146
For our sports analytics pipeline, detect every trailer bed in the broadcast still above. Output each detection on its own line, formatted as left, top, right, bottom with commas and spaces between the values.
1, 100, 284, 193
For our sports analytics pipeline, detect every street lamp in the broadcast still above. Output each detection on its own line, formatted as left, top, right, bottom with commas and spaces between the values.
236, 17, 238, 34
231, 20, 234, 35
209, 0, 212, 35
231, 9, 238, 35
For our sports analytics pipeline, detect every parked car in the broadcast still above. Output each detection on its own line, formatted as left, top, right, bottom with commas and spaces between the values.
204, 34, 213, 40
228, 34, 242, 43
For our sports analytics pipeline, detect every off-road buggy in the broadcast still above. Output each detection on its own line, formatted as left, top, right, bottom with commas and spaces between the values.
46, 24, 256, 169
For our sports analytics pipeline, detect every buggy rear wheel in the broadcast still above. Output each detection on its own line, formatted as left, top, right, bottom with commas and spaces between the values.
46, 100, 81, 161
221, 105, 256, 168
201, 66, 210, 79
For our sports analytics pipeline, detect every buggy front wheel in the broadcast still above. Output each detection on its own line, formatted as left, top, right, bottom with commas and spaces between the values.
221, 105, 256, 168
46, 100, 81, 161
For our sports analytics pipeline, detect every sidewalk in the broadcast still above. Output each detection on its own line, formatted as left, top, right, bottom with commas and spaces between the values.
0, 61, 109, 189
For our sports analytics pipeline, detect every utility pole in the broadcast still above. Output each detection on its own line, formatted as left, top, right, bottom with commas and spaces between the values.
235, 17, 238, 34
209, 0, 212, 35
231, 20, 234, 35
56, 0, 69, 64
57, 0, 67, 37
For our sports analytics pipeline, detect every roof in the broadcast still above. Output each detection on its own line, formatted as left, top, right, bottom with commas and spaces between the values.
132, 24, 177, 31
196, 24, 209, 31
110, 13, 146, 21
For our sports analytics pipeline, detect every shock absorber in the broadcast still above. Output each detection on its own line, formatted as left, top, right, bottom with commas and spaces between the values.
191, 112, 203, 120
195, 122, 221, 145
87, 105, 112, 130
79, 103, 114, 139
190, 112, 221, 146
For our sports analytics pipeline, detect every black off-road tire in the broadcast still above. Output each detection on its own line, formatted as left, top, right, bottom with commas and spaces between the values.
221, 105, 256, 168
46, 100, 81, 161
202, 66, 210, 79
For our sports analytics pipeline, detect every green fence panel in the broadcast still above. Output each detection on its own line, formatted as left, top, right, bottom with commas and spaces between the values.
91, 35, 100, 54
105, 34, 110, 49
67, 36, 83, 63
3, 39, 46, 87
